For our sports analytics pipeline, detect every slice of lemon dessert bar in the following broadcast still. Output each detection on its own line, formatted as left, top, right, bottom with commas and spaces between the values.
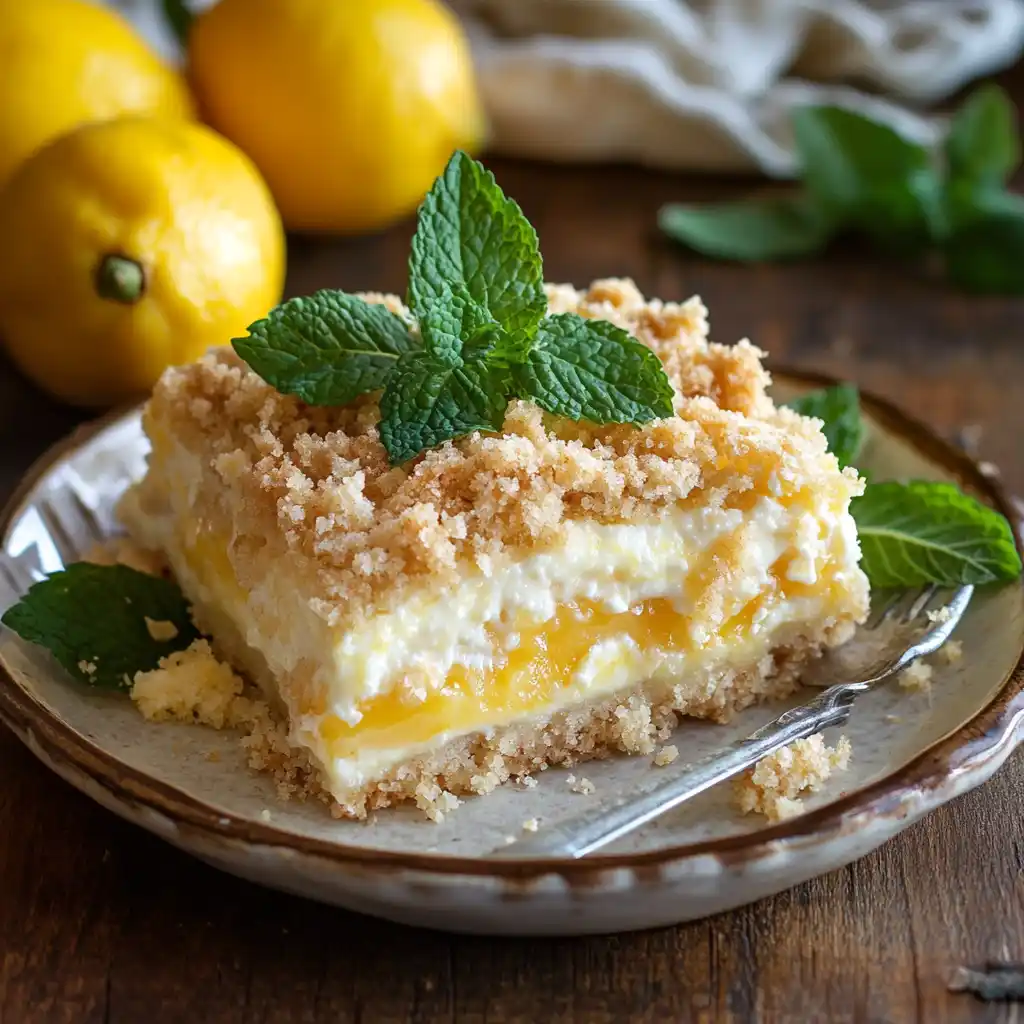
119, 272, 868, 818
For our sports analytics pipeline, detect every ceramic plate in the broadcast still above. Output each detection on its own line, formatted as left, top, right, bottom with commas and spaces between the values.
0, 371, 1021, 936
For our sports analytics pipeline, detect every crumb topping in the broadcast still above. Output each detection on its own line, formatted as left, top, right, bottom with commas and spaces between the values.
130, 279, 854, 622
734, 733, 852, 822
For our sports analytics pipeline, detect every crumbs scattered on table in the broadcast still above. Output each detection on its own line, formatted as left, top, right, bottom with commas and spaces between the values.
77, 659, 97, 677
979, 460, 1000, 478
734, 734, 852, 823
927, 606, 953, 625
204, 749, 221, 763
259, 809, 272, 823
522, 818, 540, 832
884, 714, 902, 724
653, 744, 679, 767
519, 775, 538, 789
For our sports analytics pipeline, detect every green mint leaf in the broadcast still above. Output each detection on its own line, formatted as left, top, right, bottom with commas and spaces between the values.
378, 352, 512, 464
946, 84, 1020, 188
513, 314, 675, 425
851, 481, 1022, 587
791, 106, 940, 247
1, 563, 200, 691
658, 197, 832, 262
785, 384, 864, 469
943, 190, 1024, 295
408, 151, 546, 355
233, 291, 415, 406
417, 284, 493, 367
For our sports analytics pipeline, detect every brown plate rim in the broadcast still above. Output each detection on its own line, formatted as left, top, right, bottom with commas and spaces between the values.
0, 369, 1021, 882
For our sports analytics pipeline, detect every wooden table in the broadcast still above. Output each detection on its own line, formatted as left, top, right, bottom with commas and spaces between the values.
3, 141, 1024, 1024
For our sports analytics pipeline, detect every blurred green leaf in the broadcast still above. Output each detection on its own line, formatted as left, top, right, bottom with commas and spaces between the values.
791, 106, 941, 249
658, 197, 831, 262
944, 190, 1024, 295
945, 84, 1021, 188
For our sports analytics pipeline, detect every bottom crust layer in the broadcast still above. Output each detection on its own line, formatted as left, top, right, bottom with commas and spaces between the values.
240, 629, 845, 820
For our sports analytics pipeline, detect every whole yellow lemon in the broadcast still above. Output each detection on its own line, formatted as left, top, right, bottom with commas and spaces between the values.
0, 118, 285, 408
189, 0, 485, 233
0, 0, 195, 190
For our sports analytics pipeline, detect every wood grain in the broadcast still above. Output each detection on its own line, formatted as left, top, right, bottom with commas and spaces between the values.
3, 75, 1024, 1024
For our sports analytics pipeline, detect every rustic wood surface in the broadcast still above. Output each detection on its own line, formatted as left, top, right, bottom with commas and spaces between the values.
3, 89, 1024, 1024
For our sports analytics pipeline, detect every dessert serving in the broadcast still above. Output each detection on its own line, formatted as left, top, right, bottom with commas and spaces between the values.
117, 280, 868, 818
3, 152, 1019, 823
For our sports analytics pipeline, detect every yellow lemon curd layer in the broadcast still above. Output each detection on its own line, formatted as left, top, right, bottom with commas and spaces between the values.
312, 585, 825, 763
177, 522, 853, 778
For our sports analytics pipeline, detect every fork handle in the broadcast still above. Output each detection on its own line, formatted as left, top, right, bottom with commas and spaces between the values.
489, 688, 853, 859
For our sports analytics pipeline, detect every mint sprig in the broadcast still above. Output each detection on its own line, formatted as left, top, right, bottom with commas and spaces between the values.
379, 353, 512, 465
408, 152, 547, 354
233, 151, 676, 464
788, 385, 1022, 587
1, 563, 199, 690
784, 384, 863, 469
514, 314, 674, 424
232, 292, 415, 406
660, 85, 1024, 295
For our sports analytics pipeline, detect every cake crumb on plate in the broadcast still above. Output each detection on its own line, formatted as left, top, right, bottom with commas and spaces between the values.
938, 640, 963, 665
144, 617, 179, 642
654, 744, 679, 767
522, 818, 540, 832
734, 734, 852, 823
899, 660, 934, 693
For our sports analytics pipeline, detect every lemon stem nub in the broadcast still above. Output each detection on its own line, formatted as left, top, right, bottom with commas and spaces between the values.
96, 255, 145, 304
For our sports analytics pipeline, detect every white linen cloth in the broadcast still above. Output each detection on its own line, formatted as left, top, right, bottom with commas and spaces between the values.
110, 0, 1024, 176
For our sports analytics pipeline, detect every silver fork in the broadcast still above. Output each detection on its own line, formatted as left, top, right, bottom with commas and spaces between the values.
490, 584, 973, 859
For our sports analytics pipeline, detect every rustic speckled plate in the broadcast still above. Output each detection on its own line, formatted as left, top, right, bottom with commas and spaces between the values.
0, 371, 1021, 936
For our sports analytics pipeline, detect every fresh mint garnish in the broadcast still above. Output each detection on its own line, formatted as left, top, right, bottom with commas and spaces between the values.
943, 190, 1024, 295
233, 291, 416, 406
658, 198, 829, 264
660, 84, 1024, 293
514, 314, 675, 424
852, 481, 1022, 587
945, 84, 1020, 189
408, 151, 547, 355
1, 563, 199, 690
785, 384, 863, 469
791, 106, 940, 247
233, 151, 676, 464
789, 385, 1021, 587
379, 352, 512, 465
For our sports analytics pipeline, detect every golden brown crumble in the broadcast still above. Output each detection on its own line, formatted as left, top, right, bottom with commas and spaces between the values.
733, 734, 852, 822
124, 278, 857, 626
